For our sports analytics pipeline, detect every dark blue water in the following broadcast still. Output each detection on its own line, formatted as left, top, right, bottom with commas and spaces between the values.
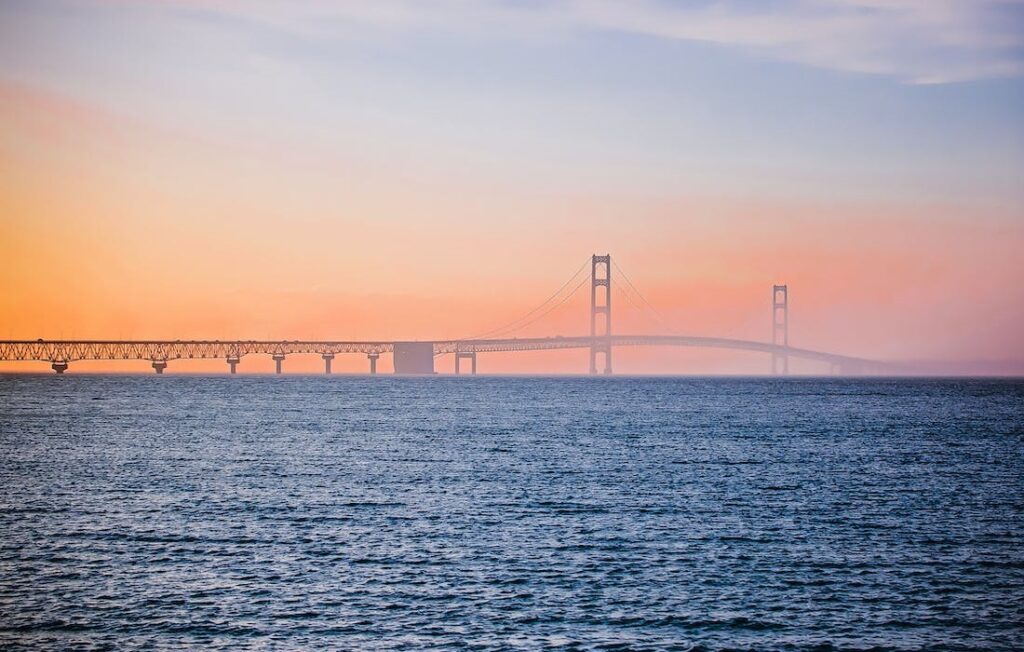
1, 376, 1022, 650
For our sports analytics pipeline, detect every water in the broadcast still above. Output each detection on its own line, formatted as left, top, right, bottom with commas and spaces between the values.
1, 376, 1022, 650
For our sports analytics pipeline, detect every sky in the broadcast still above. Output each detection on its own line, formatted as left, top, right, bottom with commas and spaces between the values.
1, 0, 1022, 374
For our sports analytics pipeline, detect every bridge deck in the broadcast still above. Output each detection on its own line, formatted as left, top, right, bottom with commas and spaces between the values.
0, 336, 878, 370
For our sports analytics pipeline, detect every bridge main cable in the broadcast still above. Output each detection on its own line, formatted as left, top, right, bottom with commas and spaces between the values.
458, 256, 592, 341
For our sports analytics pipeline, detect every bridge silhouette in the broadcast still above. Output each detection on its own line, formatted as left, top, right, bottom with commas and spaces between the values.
0, 254, 882, 375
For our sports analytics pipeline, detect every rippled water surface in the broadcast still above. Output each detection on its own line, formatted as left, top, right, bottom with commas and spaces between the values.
1, 376, 1022, 650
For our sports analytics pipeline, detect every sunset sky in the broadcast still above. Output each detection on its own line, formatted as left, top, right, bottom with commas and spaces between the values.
1, 0, 1022, 374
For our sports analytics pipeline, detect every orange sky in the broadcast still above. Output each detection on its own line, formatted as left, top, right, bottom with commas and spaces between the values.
2, 2, 1023, 375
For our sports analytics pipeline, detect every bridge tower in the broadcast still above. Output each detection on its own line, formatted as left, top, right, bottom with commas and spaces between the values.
772, 284, 789, 375
590, 254, 612, 374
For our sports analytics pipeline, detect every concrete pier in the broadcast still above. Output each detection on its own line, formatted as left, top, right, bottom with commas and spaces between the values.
152, 360, 168, 374
393, 342, 434, 374
322, 353, 334, 375
368, 352, 379, 374
272, 354, 285, 374
454, 351, 477, 375
227, 357, 240, 374
51, 361, 68, 374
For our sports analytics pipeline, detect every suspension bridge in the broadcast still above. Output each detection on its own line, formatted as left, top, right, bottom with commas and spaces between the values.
0, 255, 884, 375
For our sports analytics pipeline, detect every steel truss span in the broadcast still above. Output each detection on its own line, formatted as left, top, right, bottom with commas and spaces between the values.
0, 336, 881, 372
0, 340, 394, 362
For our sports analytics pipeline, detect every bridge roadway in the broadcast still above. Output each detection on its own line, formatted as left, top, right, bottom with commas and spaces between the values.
0, 336, 881, 373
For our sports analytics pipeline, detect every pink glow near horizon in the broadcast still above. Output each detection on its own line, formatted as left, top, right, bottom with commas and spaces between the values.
1, 3, 1022, 374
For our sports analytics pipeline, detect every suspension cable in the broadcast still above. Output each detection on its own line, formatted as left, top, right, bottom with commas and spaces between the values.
461, 257, 591, 340
611, 259, 677, 333
468, 272, 589, 337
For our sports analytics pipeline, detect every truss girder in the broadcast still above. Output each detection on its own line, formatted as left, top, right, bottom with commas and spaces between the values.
0, 341, 392, 362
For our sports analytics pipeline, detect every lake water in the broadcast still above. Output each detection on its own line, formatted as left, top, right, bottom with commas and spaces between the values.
1, 376, 1022, 650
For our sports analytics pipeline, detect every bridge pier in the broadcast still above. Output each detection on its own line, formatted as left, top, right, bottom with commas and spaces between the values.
839, 361, 863, 376
454, 351, 477, 375
151, 360, 168, 374
51, 361, 68, 374
590, 347, 612, 375
227, 356, 240, 374
272, 354, 285, 374
393, 342, 435, 374
368, 352, 379, 375
323, 353, 334, 375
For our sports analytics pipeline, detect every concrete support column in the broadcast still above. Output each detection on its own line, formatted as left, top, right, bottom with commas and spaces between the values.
152, 360, 168, 374
368, 352, 379, 375
227, 357, 240, 374
51, 361, 68, 374
323, 353, 334, 375
840, 361, 863, 376
272, 354, 285, 374
454, 352, 477, 375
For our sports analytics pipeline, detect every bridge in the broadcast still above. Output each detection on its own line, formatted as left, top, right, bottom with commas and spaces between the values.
0, 255, 885, 375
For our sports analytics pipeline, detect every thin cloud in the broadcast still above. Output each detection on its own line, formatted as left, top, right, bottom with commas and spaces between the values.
562, 0, 1024, 83
129, 0, 1023, 84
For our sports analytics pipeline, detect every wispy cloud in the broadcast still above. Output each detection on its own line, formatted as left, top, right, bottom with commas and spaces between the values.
560, 0, 1024, 84
132, 0, 1024, 84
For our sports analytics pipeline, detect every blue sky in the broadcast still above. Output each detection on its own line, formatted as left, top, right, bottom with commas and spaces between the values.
1, 0, 1022, 208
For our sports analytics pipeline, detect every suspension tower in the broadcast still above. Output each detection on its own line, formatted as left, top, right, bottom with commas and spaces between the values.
590, 254, 612, 374
772, 284, 789, 375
